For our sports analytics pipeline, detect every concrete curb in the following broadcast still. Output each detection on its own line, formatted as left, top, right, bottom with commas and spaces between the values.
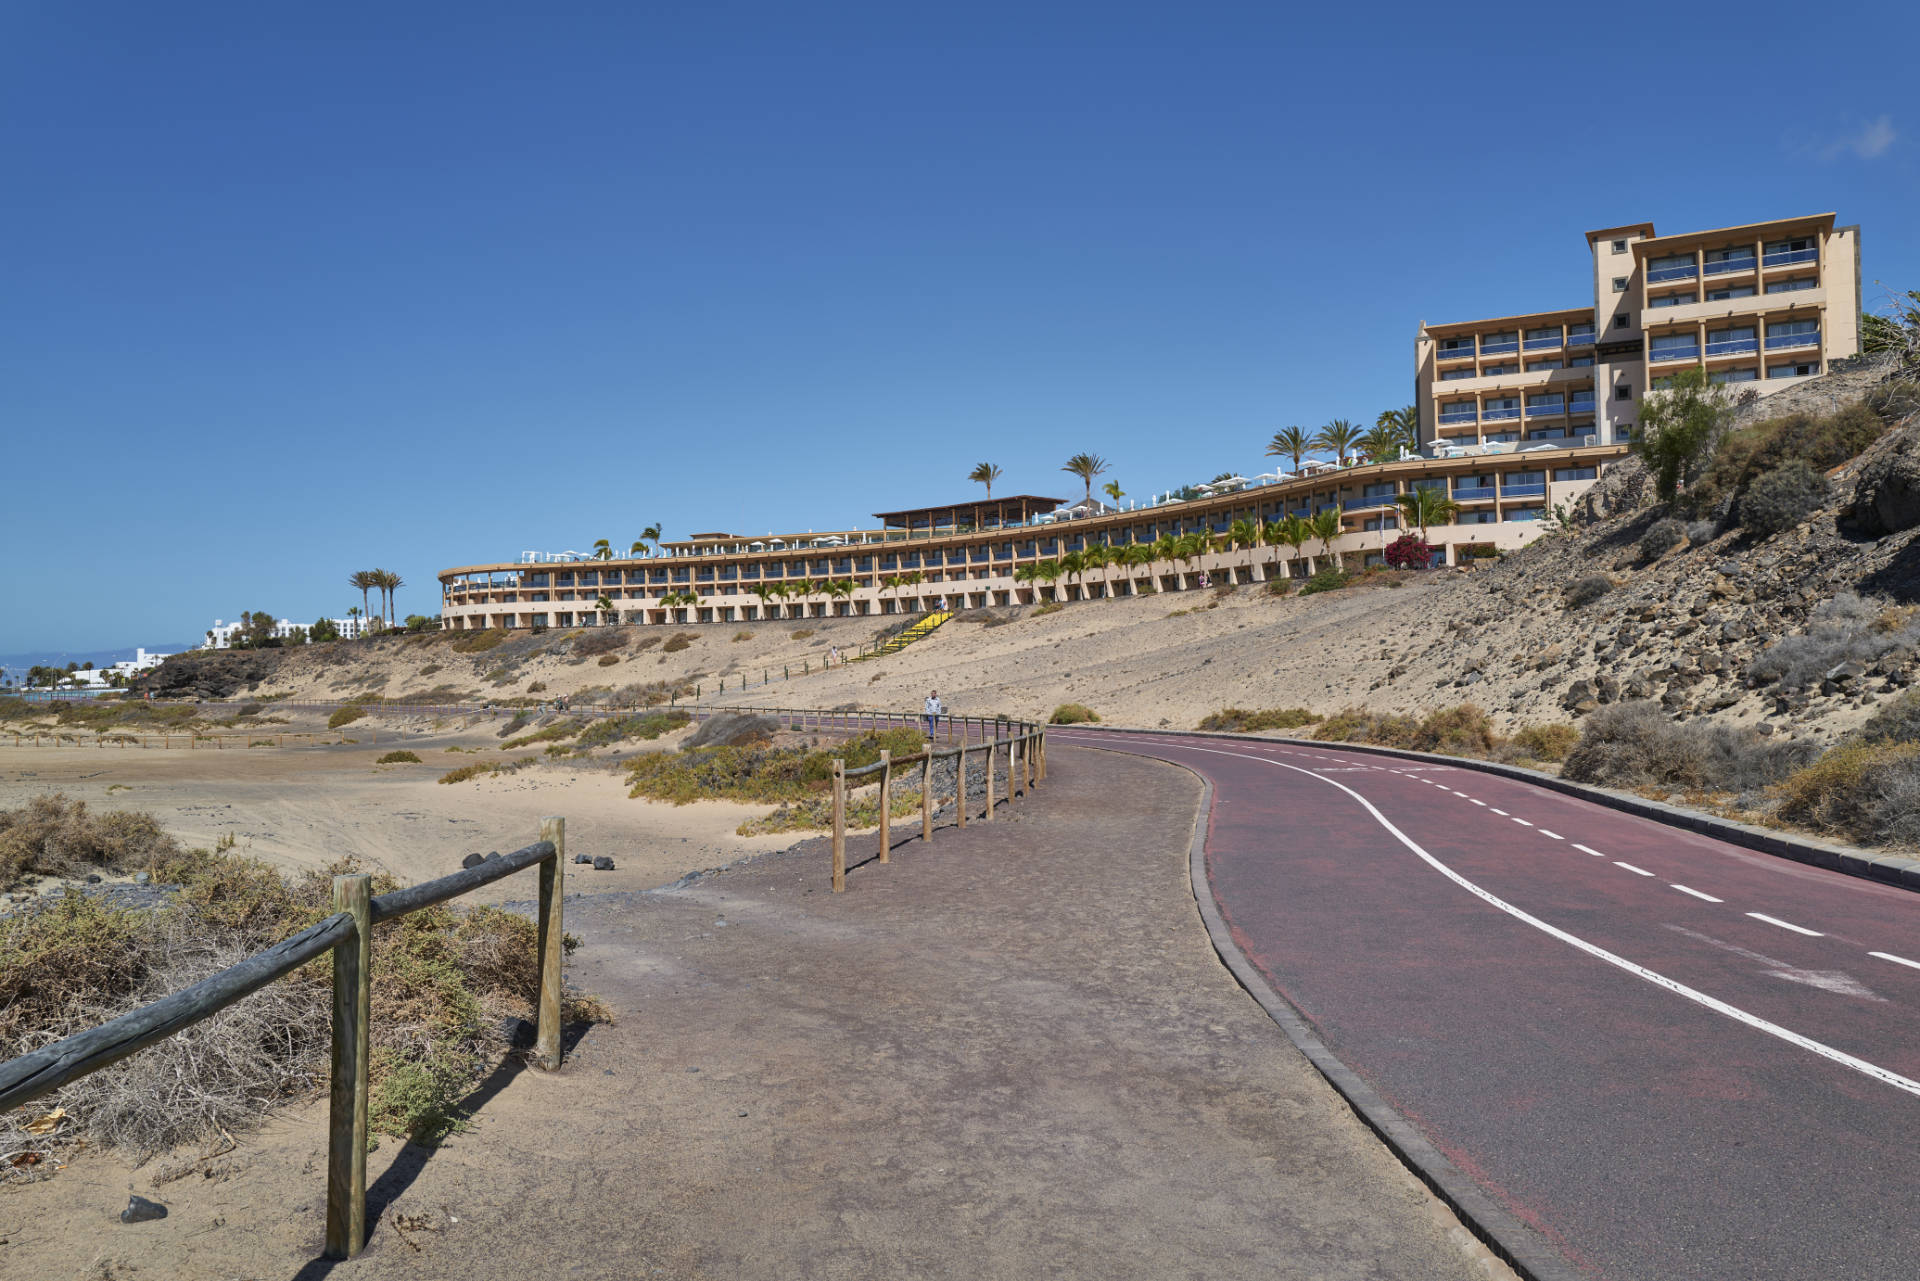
1062, 741, 1581, 1281
1063, 723, 1920, 894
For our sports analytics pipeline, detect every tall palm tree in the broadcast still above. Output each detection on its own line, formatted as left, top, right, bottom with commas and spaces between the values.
591, 539, 613, 561
633, 523, 663, 558
1265, 426, 1313, 474
1150, 533, 1177, 565
1274, 515, 1312, 577
1378, 405, 1420, 454
1102, 480, 1125, 509
1313, 420, 1363, 467
349, 571, 376, 626
1059, 549, 1087, 597
968, 462, 1003, 500
381, 570, 405, 626
1307, 508, 1344, 568
1359, 424, 1402, 465
1061, 453, 1109, 505
1396, 485, 1459, 535
595, 593, 615, 624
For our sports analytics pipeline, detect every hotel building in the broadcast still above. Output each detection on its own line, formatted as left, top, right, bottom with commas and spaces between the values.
438, 211, 1859, 632
1416, 213, 1860, 454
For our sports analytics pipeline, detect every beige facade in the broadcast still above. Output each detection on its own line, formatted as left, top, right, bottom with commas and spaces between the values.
438, 445, 1621, 630
1417, 214, 1860, 454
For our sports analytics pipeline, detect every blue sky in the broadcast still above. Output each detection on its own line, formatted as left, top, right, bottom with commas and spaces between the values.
5, 2, 1916, 652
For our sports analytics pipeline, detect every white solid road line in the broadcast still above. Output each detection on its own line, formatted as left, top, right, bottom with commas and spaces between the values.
1672, 885, 1725, 903
1614, 862, 1656, 877
1573, 843, 1607, 858
1870, 951, 1920, 971
1165, 739, 1920, 1101
1748, 913, 1825, 938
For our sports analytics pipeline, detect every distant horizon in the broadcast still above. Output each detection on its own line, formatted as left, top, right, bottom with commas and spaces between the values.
6, 4, 1914, 652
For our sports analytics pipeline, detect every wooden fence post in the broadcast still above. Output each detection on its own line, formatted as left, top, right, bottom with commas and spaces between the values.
536, 816, 565, 1071
921, 751, 933, 843
831, 761, 846, 892
1037, 730, 1046, 781
983, 740, 994, 823
956, 745, 967, 829
325, 873, 372, 1260
1008, 737, 1019, 806
877, 749, 891, 864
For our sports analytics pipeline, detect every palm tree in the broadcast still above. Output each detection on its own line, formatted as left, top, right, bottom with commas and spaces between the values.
1313, 420, 1363, 467
1359, 424, 1402, 465
1273, 514, 1312, 578
1378, 405, 1420, 454
591, 539, 613, 561
1061, 453, 1110, 505
1265, 426, 1313, 474
1396, 485, 1459, 535
346, 605, 362, 635
595, 593, 615, 624
1059, 549, 1087, 598
349, 571, 376, 626
969, 462, 1003, 500
382, 571, 404, 626
1102, 480, 1125, 509
631, 523, 663, 558
1173, 531, 1210, 583
1307, 508, 1344, 569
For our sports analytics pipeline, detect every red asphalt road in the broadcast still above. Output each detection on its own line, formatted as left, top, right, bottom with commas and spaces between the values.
1049, 728, 1920, 1281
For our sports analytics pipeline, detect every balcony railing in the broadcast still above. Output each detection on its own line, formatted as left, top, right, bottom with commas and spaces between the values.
1523, 335, 1564, 350
1343, 494, 1400, 511
1479, 340, 1520, 355
1566, 331, 1596, 347
1765, 331, 1820, 351
1703, 257, 1757, 277
1526, 400, 1565, 416
1704, 338, 1758, 357
1437, 347, 1476, 361
1500, 482, 1548, 497
1763, 248, 1818, 267
1648, 263, 1699, 283
1452, 485, 1497, 500
1649, 344, 1702, 363
1438, 410, 1478, 425
1569, 399, 1596, 414
1482, 406, 1521, 421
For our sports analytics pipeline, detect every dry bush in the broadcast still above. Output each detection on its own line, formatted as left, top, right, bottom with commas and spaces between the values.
597, 654, 620, 667
1309, 704, 1493, 757
376, 750, 422, 764
1748, 593, 1920, 690
1049, 703, 1100, 724
1508, 723, 1580, 762
790, 629, 815, 640
451, 628, 509, 654
1739, 460, 1828, 536
662, 632, 697, 654
573, 630, 622, 658
327, 705, 367, 729
1562, 701, 1816, 791
733, 630, 753, 642
439, 763, 491, 784
1639, 518, 1686, 562
1855, 690, 1920, 747
0, 794, 181, 887
1197, 707, 1321, 732
1777, 742, 1920, 848
1563, 574, 1613, 610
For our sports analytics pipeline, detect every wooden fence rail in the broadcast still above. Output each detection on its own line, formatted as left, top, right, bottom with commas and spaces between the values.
0, 818, 570, 1261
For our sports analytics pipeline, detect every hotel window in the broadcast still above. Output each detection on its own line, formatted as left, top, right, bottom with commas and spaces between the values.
1554, 466, 1598, 481
1482, 364, 1517, 377
1768, 361, 1819, 379
1458, 510, 1499, 524
1615, 385, 1633, 400
1611, 239, 1627, 253
1703, 245, 1756, 271
1766, 277, 1817, 294
1524, 325, 1563, 348
1763, 236, 1818, 266
1614, 315, 1632, 328
1507, 507, 1545, 522
1568, 355, 1594, 367
1362, 516, 1399, 532
1483, 431, 1520, 443
1568, 322, 1596, 341
1650, 332, 1700, 360
1441, 368, 1475, 380
1437, 337, 1475, 359
1649, 293, 1691, 309
1483, 396, 1521, 420
1612, 277, 1628, 292
1709, 367, 1758, 384
1528, 427, 1567, 440
1705, 285, 1755, 300
1526, 358, 1562, 371
1766, 318, 1821, 349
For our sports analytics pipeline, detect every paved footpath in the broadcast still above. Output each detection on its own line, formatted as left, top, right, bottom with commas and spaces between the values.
5, 746, 1508, 1280
1052, 728, 1920, 1281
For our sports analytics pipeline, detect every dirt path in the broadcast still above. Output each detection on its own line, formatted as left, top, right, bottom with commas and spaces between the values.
3, 747, 1508, 1280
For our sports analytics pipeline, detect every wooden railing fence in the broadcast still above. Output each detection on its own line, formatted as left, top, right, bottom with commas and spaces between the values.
0, 817, 570, 1261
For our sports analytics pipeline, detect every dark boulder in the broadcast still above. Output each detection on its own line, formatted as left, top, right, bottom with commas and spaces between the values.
1848, 434, 1920, 536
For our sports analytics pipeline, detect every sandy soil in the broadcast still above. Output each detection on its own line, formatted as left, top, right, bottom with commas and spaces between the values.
0, 717, 795, 902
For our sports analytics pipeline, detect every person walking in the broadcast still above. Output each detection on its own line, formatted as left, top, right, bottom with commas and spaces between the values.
923, 689, 944, 738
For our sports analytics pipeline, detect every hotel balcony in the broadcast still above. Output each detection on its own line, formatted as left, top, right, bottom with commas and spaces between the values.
1702, 255, 1757, 278
1478, 339, 1520, 356
1452, 484, 1498, 501
1766, 330, 1821, 352
1704, 338, 1759, 357
1342, 494, 1400, 512
1438, 409, 1478, 426
1523, 334, 1563, 351
1649, 343, 1702, 364
1763, 247, 1818, 269
1566, 330, 1596, 348
1647, 262, 1699, 284
1500, 482, 1548, 498
1437, 347, 1476, 363
1482, 406, 1522, 422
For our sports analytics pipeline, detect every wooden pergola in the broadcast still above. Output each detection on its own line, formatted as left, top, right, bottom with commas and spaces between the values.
873, 494, 1066, 534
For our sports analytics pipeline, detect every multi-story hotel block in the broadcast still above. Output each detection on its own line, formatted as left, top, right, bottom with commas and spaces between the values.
1416, 213, 1859, 454
439, 211, 1859, 631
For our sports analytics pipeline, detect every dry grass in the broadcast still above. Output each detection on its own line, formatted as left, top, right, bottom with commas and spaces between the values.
0, 794, 181, 887
1197, 707, 1321, 733
1049, 703, 1100, 724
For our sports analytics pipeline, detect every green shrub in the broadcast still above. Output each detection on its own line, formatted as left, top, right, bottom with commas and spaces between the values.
377, 750, 422, 764
1692, 399, 1893, 518
597, 653, 620, 667
1298, 567, 1354, 596
500, 719, 585, 749
327, 705, 367, 729
1509, 723, 1580, 762
626, 728, 922, 805
790, 629, 814, 640
1049, 704, 1100, 725
439, 763, 491, 784
662, 632, 697, 654
497, 712, 532, 738
1197, 707, 1321, 732
1265, 579, 1294, 597
1563, 574, 1613, 610
1031, 602, 1063, 616
733, 630, 753, 642
1307, 704, 1494, 758
573, 710, 690, 750
1739, 460, 1828, 536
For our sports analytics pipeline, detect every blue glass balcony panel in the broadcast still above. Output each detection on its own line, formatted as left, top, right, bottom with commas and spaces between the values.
1763, 248, 1818, 267
1566, 331, 1596, 346
1648, 264, 1699, 283
1482, 406, 1521, 421
1703, 257, 1757, 276
1765, 331, 1820, 351
1522, 336, 1564, 350
1704, 339, 1758, 356
1500, 482, 1548, 497
1649, 345, 1701, 363
1479, 340, 1520, 355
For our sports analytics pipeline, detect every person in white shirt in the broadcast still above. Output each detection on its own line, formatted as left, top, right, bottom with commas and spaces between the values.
923, 690, 944, 737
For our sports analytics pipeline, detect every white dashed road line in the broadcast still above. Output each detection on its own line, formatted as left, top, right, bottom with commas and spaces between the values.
1539, 829, 1565, 840
1672, 885, 1725, 903
1871, 951, 1920, 971
1470, 799, 1487, 806
1490, 808, 1509, 816
1748, 913, 1825, 938
1511, 818, 1533, 827
1614, 862, 1656, 877
1573, 844, 1607, 858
